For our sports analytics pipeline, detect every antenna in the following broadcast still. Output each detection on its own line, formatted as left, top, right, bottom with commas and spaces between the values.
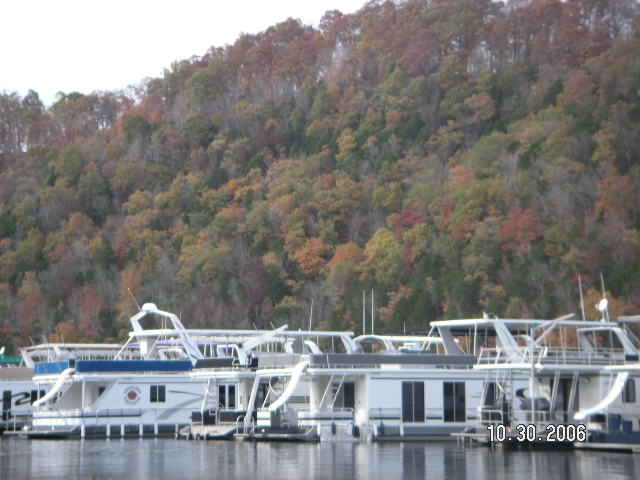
596, 298, 609, 323
600, 273, 607, 299
308, 299, 314, 332
371, 289, 374, 335
578, 275, 586, 322
362, 290, 366, 335
599, 273, 610, 322
128, 288, 141, 312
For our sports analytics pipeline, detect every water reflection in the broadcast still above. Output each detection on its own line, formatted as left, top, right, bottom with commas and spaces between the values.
0, 438, 638, 480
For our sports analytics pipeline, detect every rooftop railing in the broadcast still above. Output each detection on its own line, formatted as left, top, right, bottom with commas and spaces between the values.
477, 346, 627, 367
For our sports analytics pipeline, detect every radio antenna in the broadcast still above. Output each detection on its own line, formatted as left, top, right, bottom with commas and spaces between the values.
128, 288, 141, 312
578, 275, 586, 322
599, 273, 609, 322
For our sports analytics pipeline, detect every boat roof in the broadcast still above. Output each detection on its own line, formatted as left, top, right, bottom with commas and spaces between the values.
431, 318, 619, 330
0, 356, 22, 365
606, 364, 640, 371
22, 343, 126, 352
618, 316, 640, 323
354, 334, 444, 344
128, 329, 354, 339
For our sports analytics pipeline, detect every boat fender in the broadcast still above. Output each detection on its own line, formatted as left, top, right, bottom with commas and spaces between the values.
352, 425, 360, 438
378, 422, 385, 436
331, 422, 336, 435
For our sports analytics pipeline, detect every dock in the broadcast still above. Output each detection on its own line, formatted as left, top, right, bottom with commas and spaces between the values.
452, 432, 489, 446
177, 424, 237, 440
575, 442, 640, 453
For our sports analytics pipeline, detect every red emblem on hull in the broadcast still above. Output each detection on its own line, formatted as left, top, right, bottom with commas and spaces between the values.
123, 386, 142, 405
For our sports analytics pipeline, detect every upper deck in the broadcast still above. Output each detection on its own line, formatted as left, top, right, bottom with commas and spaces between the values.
431, 316, 638, 369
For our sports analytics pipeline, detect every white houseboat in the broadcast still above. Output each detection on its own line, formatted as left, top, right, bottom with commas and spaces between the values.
189, 330, 489, 442
17, 304, 206, 438
438, 312, 640, 447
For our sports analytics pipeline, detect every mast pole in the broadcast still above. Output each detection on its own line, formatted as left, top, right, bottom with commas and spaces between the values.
362, 290, 366, 335
578, 275, 586, 322
371, 289, 374, 335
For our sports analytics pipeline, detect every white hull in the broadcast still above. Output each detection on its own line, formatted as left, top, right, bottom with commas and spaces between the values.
30, 374, 205, 437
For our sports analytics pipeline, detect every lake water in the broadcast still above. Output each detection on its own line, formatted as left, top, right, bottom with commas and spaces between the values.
0, 438, 638, 480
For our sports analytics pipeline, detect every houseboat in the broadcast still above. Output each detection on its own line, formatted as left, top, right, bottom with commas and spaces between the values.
188, 330, 490, 442
443, 311, 640, 448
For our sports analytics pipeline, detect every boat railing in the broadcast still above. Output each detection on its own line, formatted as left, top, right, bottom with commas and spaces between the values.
476, 408, 505, 426
298, 407, 354, 422
477, 347, 523, 364
477, 402, 582, 429
368, 408, 401, 422
1, 408, 34, 432
368, 406, 483, 424
254, 353, 303, 369
27, 405, 202, 438
477, 346, 626, 366
236, 414, 254, 436
30, 349, 143, 364
536, 347, 626, 364
622, 325, 640, 350
32, 406, 195, 426
309, 362, 475, 370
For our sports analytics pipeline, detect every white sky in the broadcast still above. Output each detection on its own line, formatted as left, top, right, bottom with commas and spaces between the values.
1, 0, 366, 105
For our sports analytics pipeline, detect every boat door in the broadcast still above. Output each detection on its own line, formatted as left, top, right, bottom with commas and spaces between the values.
554, 377, 579, 422
218, 384, 236, 410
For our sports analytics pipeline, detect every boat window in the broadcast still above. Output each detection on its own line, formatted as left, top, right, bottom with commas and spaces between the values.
30, 390, 45, 404
623, 379, 636, 403
228, 385, 236, 409
219, 385, 226, 408
3, 391, 11, 420
401, 381, 425, 423
150, 385, 166, 403
443, 382, 465, 422
218, 384, 236, 410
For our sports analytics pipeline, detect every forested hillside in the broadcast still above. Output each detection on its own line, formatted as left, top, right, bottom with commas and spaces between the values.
1, 0, 639, 349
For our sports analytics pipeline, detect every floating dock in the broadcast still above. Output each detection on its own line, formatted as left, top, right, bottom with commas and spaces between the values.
177, 424, 237, 440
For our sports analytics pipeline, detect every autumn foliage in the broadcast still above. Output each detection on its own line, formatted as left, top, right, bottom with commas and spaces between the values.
0, 0, 639, 350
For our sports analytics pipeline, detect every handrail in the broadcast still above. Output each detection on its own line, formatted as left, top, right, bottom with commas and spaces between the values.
477, 408, 504, 426
31, 405, 199, 435
477, 346, 627, 366
1, 407, 33, 432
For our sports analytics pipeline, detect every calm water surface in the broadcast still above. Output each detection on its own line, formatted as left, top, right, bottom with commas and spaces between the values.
0, 437, 638, 480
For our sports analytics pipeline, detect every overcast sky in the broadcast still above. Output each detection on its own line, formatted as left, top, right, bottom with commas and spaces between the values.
1, 0, 366, 105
